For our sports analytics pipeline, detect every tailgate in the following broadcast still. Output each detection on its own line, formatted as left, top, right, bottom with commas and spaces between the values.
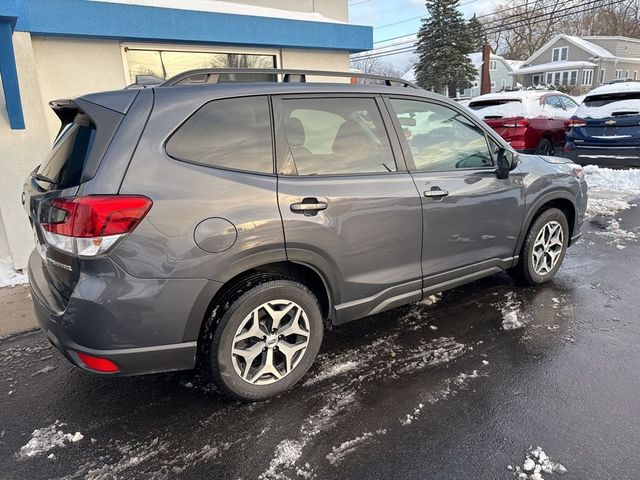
24, 100, 125, 302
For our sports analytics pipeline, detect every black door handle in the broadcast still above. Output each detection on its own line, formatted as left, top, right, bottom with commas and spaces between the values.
290, 198, 328, 216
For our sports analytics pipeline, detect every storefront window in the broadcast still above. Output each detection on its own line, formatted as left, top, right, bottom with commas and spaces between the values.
124, 47, 277, 83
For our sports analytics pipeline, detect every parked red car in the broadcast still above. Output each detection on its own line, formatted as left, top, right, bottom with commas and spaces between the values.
468, 91, 578, 155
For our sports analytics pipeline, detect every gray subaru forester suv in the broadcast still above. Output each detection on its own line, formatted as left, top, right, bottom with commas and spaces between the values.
23, 69, 587, 401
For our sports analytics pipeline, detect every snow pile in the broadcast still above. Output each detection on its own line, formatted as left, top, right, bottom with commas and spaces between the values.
17, 421, 83, 460
500, 292, 526, 330
584, 165, 640, 194
509, 446, 567, 479
420, 293, 442, 306
0, 257, 28, 288
470, 100, 525, 119
584, 166, 640, 247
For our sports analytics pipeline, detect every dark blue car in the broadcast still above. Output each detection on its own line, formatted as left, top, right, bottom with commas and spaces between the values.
565, 82, 640, 167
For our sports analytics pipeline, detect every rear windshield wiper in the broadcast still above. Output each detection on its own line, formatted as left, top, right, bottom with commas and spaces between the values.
31, 172, 57, 185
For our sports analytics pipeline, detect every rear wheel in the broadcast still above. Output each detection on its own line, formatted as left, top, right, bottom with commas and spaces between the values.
201, 279, 323, 401
535, 138, 554, 156
508, 208, 569, 285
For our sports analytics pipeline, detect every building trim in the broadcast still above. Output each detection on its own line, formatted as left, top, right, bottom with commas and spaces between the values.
0, 19, 25, 130
13, 0, 373, 52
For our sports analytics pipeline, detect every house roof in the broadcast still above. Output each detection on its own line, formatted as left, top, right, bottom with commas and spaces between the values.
510, 60, 598, 75
525, 35, 614, 65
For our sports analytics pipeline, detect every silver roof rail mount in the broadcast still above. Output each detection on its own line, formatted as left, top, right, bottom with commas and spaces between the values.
161, 68, 419, 89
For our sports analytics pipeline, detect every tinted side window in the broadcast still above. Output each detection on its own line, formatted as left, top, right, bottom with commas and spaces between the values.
279, 97, 396, 175
40, 114, 96, 190
166, 96, 273, 174
389, 99, 493, 171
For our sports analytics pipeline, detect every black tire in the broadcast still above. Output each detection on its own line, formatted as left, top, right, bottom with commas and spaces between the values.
535, 138, 554, 156
508, 208, 569, 285
201, 278, 323, 401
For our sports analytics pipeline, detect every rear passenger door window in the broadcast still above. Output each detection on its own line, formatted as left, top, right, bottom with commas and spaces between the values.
388, 98, 494, 171
276, 97, 397, 175
165, 96, 273, 174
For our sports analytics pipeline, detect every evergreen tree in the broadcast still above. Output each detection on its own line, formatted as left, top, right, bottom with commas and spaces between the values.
467, 14, 486, 51
414, 0, 477, 96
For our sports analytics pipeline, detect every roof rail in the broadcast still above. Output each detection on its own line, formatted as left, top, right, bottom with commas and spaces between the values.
160, 68, 419, 89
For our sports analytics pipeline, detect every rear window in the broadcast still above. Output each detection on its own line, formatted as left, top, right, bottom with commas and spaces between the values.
166, 96, 273, 174
468, 99, 525, 119
39, 113, 96, 190
577, 91, 640, 118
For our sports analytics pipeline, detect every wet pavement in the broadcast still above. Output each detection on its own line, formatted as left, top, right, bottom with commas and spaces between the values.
1, 201, 639, 480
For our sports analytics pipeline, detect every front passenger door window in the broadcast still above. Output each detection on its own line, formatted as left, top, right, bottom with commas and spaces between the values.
388, 99, 494, 171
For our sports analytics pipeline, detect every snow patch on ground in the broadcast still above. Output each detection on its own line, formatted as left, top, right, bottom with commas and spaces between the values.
326, 430, 387, 465
303, 360, 360, 386
0, 257, 28, 288
17, 421, 83, 460
499, 292, 527, 330
260, 391, 356, 479
400, 366, 485, 426
510, 446, 567, 479
62, 438, 234, 480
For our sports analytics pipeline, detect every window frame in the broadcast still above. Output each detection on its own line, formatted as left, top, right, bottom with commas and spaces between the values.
382, 95, 503, 174
489, 60, 498, 71
120, 42, 281, 84
163, 94, 277, 176
552, 46, 568, 62
272, 93, 407, 178
600, 68, 606, 84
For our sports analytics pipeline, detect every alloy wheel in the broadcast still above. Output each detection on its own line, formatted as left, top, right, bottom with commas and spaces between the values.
531, 220, 564, 275
231, 299, 310, 385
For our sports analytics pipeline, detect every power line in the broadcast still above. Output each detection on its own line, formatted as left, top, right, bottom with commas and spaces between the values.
373, 0, 484, 30
373, 0, 609, 45
352, 0, 624, 61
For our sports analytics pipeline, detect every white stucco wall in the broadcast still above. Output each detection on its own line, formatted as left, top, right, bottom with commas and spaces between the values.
0, 32, 52, 270
31, 37, 127, 141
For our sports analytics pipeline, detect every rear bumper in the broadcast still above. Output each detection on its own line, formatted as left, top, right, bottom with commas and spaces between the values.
28, 250, 220, 376
565, 146, 640, 168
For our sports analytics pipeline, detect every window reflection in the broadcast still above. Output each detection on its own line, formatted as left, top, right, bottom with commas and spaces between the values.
124, 48, 277, 83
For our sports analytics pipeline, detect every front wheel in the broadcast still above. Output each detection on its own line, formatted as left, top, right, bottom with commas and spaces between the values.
508, 208, 569, 285
202, 279, 323, 401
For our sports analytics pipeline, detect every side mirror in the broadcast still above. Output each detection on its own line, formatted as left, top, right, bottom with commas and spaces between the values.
496, 148, 517, 179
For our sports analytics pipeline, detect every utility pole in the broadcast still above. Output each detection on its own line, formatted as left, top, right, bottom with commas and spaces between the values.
480, 44, 491, 95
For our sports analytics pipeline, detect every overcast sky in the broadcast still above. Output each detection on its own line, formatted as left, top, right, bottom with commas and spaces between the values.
349, 0, 495, 72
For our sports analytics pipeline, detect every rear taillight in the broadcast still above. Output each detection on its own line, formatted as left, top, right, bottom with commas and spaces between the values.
41, 195, 152, 256
567, 118, 587, 128
76, 352, 120, 373
501, 117, 529, 128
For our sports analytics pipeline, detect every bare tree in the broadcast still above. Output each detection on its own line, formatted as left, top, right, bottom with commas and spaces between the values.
350, 57, 404, 77
483, 0, 640, 59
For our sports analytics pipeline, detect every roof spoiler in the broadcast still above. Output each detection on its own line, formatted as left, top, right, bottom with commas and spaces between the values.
160, 68, 420, 89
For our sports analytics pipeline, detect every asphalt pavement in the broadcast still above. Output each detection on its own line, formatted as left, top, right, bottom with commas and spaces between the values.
1, 200, 639, 480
